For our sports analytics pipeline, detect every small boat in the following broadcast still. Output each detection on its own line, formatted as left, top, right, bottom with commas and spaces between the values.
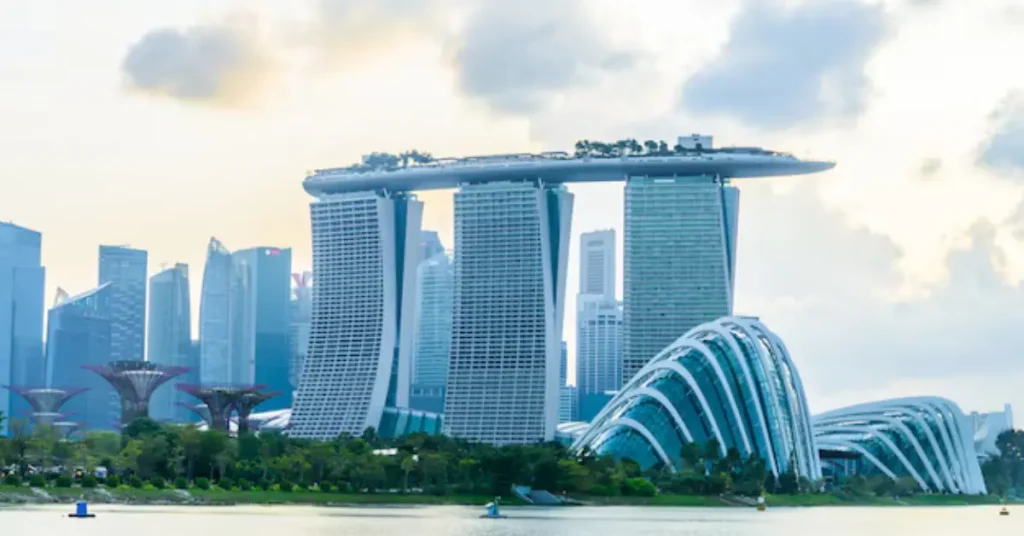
480, 499, 507, 519
756, 496, 767, 512
1000, 506, 1009, 516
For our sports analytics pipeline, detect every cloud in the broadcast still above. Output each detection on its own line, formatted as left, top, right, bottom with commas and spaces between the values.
303, 0, 447, 65
448, 0, 639, 114
680, 0, 887, 129
121, 20, 272, 106
735, 180, 1024, 414
918, 158, 942, 178
978, 91, 1024, 175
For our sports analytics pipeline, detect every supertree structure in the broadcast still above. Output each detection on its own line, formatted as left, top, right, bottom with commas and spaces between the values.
176, 402, 212, 425
52, 421, 83, 439
82, 361, 189, 427
176, 385, 263, 433
4, 386, 88, 427
234, 390, 281, 434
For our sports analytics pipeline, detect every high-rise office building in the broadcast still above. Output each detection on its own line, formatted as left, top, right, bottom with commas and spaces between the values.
576, 298, 623, 421
559, 340, 568, 387
419, 230, 444, 261
0, 222, 45, 434
559, 385, 578, 423
98, 245, 148, 362
621, 177, 738, 383
46, 284, 115, 430
231, 246, 292, 409
409, 246, 453, 413
579, 229, 616, 301
289, 191, 423, 439
289, 272, 312, 393
147, 264, 191, 422
199, 238, 232, 385
443, 182, 573, 445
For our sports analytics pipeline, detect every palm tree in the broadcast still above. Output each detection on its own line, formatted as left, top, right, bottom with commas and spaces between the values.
658, 141, 669, 154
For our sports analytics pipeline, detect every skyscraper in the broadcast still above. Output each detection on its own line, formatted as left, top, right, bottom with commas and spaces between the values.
443, 182, 573, 445
419, 230, 444, 261
289, 272, 312, 393
409, 246, 453, 413
46, 284, 115, 430
0, 222, 45, 434
289, 191, 423, 439
579, 229, 616, 300
621, 177, 739, 383
576, 298, 623, 421
98, 245, 148, 362
231, 246, 292, 409
147, 264, 191, 422
199, 238, 232, 385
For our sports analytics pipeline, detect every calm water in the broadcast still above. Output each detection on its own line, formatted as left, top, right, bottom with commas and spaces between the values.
1, 504, 1022, 535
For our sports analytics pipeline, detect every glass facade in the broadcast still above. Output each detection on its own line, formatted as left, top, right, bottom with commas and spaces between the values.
46, 284, 117, 430
410, 245, 453, 413
289, 272, 312, 393
232, 246, 293, 410
443, 182, 573, 445
199, 237, 232, 385
573, 316, 820, 481
814, 397, 987, 494
622, 177, 739, 384
147, 264, 192, 422
576, 298, 622, 422
289, 191, 423, 439
0, 222, 45, 434
98, 245, 147, 362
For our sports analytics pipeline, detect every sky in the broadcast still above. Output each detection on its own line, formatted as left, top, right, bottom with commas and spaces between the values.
1, 0, 1023, 420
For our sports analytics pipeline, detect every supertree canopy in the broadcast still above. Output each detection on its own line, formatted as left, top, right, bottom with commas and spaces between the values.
83, 360, 189, 426
235, 391, 281, 434
177, 402, 212, 425
4, 386, 88, 426
176, 385, 263, 433
52, 421, 83, 439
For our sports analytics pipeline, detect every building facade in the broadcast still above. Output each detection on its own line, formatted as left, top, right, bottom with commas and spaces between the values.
231, 246, 293, 409
443, 182, 573, 445
198, 238, 233, 385
147, 264, 192, 422
98, 245, 148, 362
289, 272, 312, 393
621, 177, 739, 383
410, 246, 453, 414
46, 284, 116, 430
814, 397, 987, 494
578, 229, 616, 301
970, 404, 1015, 458
576, 297, 622, 422
573, 316, 820, 481
0, 222, 45, 434
289, 191, 423, 439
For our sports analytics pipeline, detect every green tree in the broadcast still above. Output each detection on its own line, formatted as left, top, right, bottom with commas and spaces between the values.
400, 455, 416, 491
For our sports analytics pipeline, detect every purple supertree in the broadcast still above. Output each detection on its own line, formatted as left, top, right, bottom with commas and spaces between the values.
52, 421, 83, 439
234, 391, 281, 434
4, 386, 88, 427
176, 385, 263, 433
82, 361, 189, 427
176, 402, 211, 425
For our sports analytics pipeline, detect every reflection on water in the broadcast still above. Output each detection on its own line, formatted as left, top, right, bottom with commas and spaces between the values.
1, 504, 1022, 535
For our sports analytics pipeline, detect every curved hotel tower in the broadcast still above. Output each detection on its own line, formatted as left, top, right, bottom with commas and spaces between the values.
290, 138, 834, 443
572, 316, 820, 480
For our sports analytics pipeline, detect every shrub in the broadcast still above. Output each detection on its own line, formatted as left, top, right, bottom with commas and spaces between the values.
55, 475, 73, 488
238, 479, 253, 491
319, 482, 333, 493
296, 481, 309, 491
258, 479, 271, 491
28, 474, 46, 488
3, 473, 22, 486
277, 480, 293, 492
149, 476, 165, 489
622, 477, 657, 497
217, 477, 233, 490
128, 475, 144, 489
194, 477, 211, 490
105, 475, 121, 488
81, 475, 98, 489
174, 477, 189, 490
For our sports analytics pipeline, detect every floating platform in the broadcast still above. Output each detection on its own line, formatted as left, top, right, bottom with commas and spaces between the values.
68, 501, 96, 518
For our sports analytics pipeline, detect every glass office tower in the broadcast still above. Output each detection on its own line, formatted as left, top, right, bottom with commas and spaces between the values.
621, 177, 738, 384
443, 182, 573, 445
147, 264, 192, 422
0, 222, 45, 434
98, 245, 148, 362
199, 238, 233, 385
410, 247, 453, 413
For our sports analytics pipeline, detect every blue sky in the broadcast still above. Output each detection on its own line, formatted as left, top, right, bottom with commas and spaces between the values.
2, 0, 1023, 418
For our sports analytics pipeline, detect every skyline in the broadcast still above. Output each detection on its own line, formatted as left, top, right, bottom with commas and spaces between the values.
1, 0, 1022, 422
